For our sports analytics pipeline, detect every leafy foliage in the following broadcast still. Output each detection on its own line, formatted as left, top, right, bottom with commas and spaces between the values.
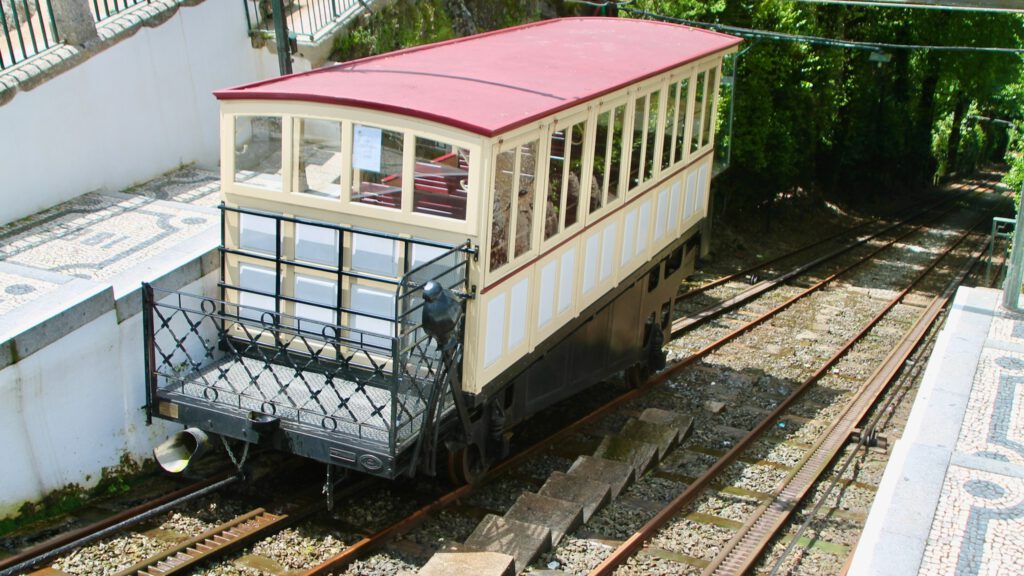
331, 1, 1024, 209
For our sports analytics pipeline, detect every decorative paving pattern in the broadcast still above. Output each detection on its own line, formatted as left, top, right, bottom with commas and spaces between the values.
0, 271, 64, 316
920, 465, 1024, 575
987, 312, 1024, 347
955, 348, 1024, 467
122, 166, 221, 207
0, 189, 216, 282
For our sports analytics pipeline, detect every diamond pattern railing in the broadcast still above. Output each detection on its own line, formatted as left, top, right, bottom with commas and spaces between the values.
142, 240, 471, 471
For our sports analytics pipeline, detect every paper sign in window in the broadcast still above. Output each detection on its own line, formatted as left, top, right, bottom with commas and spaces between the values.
353, 125, 383, 173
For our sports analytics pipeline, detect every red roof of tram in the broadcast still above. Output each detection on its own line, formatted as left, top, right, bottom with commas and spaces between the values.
215, 17, 741, 137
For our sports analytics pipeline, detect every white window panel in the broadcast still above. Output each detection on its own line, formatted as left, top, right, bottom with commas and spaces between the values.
622, 208, 637, 267
352, 233, 398, 278
583, 232, 600, 295
697, 163, 710, 217
538, 260, 557, 329
238, 263, 276, 320
685, 171, 698, 220
295, 223, 339, 266
600, 222, 617, 283
351, 283, 395, 350
508, 279, 529, 349
484, 293, 506, 367
654, 187, 669, 241
636, 201, 651, 257
669, 181, 682, 232
410, 244, 448, 269
294, 274, 338, 327
239, 213, 277, 254
558, 248, 576, 314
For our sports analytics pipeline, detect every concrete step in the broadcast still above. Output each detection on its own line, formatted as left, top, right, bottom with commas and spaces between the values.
417, 551, 515, 576
464, 513, 551, 574
539, 471, 611, 522
504, 491, 583, 547
618, 418, 677, 460
593, 434, 659, 476
566, 455, 634, 499
639, 407, 694, 442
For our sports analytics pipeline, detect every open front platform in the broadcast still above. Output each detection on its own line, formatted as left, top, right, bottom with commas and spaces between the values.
851, 287, 1024, 575
165, 354, 427, 445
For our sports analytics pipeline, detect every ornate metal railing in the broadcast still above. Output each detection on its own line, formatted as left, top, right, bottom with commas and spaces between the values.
142, 233, 473, 476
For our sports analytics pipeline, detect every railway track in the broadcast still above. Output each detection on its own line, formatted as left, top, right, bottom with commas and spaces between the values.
1, 176, 1005, 576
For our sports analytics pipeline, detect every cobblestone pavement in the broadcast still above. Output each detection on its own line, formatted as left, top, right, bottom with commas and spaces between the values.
919, 312, 1024, 575
0, 167, 220, 315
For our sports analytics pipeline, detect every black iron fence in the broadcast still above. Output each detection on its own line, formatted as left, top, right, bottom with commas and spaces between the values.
242, 0, 363, 40
0, 0, 59, 70
143, 209, 475, 476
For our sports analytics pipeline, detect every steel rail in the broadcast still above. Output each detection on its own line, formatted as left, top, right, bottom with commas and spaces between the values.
674, 174, 981, 303
766, 246, 982, 576
671, 203, 958, 334
588, 220, 986, 576
704, 229, 984, 575
302, 199, 981, 576
0, 474, 239, 576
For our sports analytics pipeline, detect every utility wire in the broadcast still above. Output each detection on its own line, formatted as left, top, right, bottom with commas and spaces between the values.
793, 0, 1024, 14
568, 1, 1024, 53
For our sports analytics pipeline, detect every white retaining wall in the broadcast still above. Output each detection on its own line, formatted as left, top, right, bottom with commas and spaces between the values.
0, 270, 218, 520
0, 0, 284, 226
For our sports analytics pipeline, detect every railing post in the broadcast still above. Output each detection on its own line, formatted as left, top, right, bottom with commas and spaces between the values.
1003, 183, 1024, 311
270, 0, 291, 75
50, 0, 96, 46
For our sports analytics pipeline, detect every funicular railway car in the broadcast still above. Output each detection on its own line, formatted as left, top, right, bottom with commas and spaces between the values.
142, 17, 740, 484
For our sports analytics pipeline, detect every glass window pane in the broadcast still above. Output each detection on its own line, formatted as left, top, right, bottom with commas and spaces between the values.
350, 283, 395, 351
590, 111, 610, 214
295, 223, 338, 266
702, 68, 718, 147
238, 263, 277, 320
629, 96, 645, 190
239, 213, 277, 255
644, 90, 660, 183
351, 233, 398, 278
691, 71, 706, 154
295, 118, 342, 198
234, 116, 283, 190
490, 149, 515, 271
674, 79, 690, 164
414, 138, 469, 220
294, 274, 338, 327
351, 124, 404, 210
515, 141, 538, 258
545, 130, 565, 241
662, 83, 677, 171
608, 105, 625, 204
565, 120, 586, 229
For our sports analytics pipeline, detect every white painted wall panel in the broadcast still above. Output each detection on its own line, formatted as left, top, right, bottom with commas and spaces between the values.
484, 294, 506, 367
636, 200, 651, 258
538, 260, 557, 329
669, 181, 682, 234
508, 279, 529, 349
558, 247, 576, 314
600, 221, 617, 283
582, 232, 600, 295
654, 187, 669, 242
621, 208, 637, 267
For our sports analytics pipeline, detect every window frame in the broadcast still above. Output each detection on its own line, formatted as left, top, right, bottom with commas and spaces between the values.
483, 131, 546, 284
538, 109, 591, 253
220, 101, 483, 238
